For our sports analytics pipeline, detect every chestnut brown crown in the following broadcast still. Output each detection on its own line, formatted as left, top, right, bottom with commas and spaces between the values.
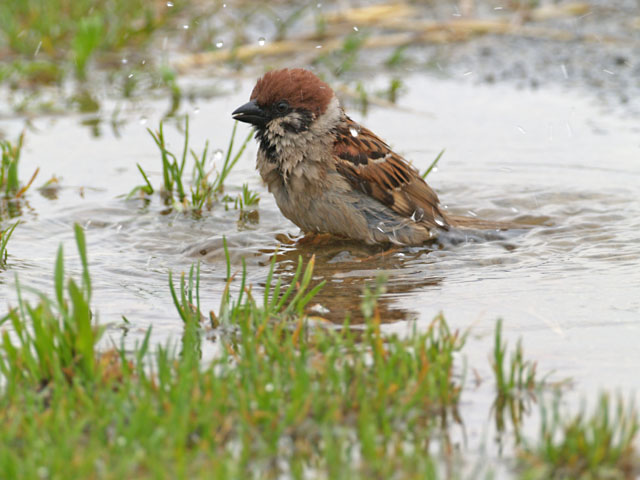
250, 68, 333, 118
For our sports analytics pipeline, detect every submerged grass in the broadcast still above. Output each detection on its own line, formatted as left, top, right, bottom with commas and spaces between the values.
237, 183, 260, 209
0, 221, 19, 269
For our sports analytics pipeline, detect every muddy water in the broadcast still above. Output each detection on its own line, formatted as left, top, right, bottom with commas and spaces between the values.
2, 75, 639, 419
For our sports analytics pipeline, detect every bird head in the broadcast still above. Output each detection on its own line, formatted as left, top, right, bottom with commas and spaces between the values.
232, 68, 336, 135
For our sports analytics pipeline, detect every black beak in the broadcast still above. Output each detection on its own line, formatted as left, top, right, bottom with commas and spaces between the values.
232, 100, 266, 127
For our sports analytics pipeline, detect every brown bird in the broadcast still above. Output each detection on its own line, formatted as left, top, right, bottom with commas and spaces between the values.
232, 68, 509, 245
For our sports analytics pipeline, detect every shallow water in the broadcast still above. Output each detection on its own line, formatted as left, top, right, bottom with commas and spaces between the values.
1, 74, 639, 460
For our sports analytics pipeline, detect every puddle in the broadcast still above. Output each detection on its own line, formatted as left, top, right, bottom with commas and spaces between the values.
1, 73, 639, 462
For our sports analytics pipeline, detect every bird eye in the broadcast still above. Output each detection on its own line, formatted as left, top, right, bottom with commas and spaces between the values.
275, 100, 290, 114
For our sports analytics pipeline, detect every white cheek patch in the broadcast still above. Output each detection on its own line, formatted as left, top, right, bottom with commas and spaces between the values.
310, 96, 341, 136
267, 117, 286, 137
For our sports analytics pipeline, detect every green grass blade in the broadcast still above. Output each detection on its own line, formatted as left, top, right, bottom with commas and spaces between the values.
136, 163, 154, 194
223, 236, 230, 281
179, 115, 189, 177
421, 148, 445, 179
54, 244, 64, 309
74, 223, 91, 301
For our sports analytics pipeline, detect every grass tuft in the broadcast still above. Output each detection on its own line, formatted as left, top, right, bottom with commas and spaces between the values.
0, 226, 632, 478
0, 224, 469, 477
0, 224, 103, 390
0, 221, 19, 268
491, 319, 541, 441
0, 0, 182, 81
130, 116, 253, 214
163, 251, 466, 476
519, 394, 639, 479
1, 131, 39, 199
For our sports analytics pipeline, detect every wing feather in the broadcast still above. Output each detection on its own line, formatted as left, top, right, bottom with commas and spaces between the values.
333, 117, 449, 230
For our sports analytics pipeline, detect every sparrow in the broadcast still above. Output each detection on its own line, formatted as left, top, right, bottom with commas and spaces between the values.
232, 68, 509, 245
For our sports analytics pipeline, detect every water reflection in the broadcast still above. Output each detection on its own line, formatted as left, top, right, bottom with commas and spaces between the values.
268, 236, 443, 323
186, 231, 443, 324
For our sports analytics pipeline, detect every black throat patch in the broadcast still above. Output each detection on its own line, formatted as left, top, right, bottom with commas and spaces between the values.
255, 129, 278, 164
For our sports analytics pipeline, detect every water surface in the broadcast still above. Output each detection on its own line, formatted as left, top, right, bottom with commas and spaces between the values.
1, 73, 639, 420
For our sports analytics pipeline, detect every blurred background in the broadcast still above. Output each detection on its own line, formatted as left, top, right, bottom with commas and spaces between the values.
1, 0, 638, 121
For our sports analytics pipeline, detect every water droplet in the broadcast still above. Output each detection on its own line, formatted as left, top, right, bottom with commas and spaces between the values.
213, 149, 224, 161
411, 208, 424, 222
34, 40, 42, 57
561, 63, 568, 79
183, 24, 190, 30
349, 126, 359, 137
141, 59, 146, 65
258, 37, 266, 46
353, 26, 359, 32
603, 69, 615, 75
166, 1, 173, 6
193, 106, 200, 114
222, 3, 226, 7
121, 58, 128, 64
463, 71, 473, 76
215, 40, 224, 48
128, 73, 134, 79
310, 303, 330, 315
139, 116, 148, 125
315, 45, 323, 49
494, 6, 504, 10
466, 210, 478, 217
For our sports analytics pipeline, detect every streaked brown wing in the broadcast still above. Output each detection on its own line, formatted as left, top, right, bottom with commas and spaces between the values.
333, 117, 449, 230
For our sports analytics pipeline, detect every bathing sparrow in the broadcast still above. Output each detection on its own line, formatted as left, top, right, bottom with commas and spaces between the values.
232, 68, 507, 245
